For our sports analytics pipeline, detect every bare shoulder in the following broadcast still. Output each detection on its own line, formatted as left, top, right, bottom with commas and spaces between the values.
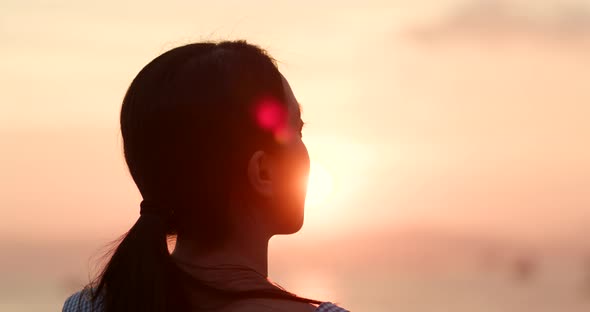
220, 298, 317, 312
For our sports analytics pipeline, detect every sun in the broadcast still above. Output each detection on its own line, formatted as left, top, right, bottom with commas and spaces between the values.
305, 161, 334, 208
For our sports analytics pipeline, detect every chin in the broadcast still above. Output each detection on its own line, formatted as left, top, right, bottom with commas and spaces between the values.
284, 218, 304, 234
275, 210, 304, 235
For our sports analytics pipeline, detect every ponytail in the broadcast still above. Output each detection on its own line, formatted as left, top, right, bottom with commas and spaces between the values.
89, 200, 186, 312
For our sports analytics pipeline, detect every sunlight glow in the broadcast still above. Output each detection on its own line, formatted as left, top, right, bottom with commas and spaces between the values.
305, 161, 333, 208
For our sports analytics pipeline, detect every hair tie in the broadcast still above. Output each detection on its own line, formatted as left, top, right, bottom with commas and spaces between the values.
139, 199, 173, 235
140, 199, 164, 218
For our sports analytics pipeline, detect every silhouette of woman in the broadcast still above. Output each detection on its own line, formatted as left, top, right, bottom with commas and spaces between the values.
62, 41, 349, 312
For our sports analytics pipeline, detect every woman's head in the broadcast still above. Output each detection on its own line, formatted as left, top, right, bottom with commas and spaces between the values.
120, 41, 309, 245
91, 41, 320, 312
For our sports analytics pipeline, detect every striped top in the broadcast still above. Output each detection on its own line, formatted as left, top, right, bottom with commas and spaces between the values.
62, 290, 349, 312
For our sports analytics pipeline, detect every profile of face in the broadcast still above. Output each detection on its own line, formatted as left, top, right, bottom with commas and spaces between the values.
246, 75, 310, 235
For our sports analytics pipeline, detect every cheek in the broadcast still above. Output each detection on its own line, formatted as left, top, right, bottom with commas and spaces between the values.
276, 140, 310, 202
290, 140, 310, 193
271, 140, 309, 233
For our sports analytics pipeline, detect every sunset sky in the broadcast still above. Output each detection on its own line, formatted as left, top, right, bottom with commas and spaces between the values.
2, 0, 590, 247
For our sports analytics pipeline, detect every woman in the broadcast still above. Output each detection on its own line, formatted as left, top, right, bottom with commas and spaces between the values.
62, 41, 349, 312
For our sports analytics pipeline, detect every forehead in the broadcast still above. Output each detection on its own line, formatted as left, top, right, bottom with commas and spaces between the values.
280, 74, 301, 119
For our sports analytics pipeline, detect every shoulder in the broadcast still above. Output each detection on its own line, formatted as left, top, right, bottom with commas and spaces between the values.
62, 289, 103, 312
315, 302, 350, 312
220, 299, 349, 312
220, 298, 317, 312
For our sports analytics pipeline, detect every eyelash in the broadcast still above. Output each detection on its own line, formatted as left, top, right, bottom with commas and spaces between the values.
299, 122, 305, 133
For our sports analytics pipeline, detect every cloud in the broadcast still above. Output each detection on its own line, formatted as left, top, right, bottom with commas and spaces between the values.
406, 0, 590, 43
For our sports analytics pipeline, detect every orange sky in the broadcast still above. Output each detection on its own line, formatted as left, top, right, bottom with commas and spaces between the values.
2, 0, 590, 247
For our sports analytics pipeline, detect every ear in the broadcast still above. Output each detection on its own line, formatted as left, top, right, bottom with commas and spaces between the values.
247, 150, 274, 198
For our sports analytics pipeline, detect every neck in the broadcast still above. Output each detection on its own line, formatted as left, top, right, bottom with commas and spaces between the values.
171, 229, 271, 278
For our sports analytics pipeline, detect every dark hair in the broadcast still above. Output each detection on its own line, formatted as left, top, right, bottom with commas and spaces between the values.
88, 41, 321, 311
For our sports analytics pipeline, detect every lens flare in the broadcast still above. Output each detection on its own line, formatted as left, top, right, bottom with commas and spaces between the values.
254, 97, 292, 144
255, 98, 286, 130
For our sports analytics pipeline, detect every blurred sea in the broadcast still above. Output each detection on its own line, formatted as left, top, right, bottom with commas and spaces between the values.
4, 228, 590, 312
